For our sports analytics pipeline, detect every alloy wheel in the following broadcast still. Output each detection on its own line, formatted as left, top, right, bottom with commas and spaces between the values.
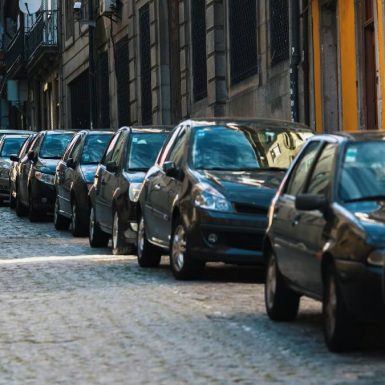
266, 254, 277, 311
137, 217, 145, 258
171, 225, 187, 272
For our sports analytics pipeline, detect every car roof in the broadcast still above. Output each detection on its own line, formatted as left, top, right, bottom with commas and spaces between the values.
1, 134, 31, 139
178, 117, 311, 132
76, 130, 114, 135
0, 129, 32, 134
40, 130, 77, 135
119, 125, 174, 134
310, 131, 385, 143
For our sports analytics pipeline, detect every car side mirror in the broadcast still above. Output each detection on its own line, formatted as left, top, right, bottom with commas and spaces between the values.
27, 150, 36, 162
163, 161, 180, 178
295, 194, 328, 212
66, 158, 76, 169
106, 161, 118, 173
10, 154, 19, 162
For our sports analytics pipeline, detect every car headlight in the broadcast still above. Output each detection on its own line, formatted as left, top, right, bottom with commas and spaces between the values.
129, 183, 142, 202
367, 250, 385, 267
35, 171, 55, 185
193, 183, 232, 212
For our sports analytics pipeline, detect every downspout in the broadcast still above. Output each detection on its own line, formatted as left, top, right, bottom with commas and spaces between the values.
301, 0, 310, 126
290, 0, 300, 122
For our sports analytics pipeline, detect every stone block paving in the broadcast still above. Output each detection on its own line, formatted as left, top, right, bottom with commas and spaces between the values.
0, 208, 384, 384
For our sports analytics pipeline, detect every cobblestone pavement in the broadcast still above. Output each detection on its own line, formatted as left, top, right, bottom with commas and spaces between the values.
0, 207, 384, 385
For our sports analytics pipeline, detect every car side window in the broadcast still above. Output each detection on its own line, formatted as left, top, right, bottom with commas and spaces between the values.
102, 133, 120, 165
29, 135, 43, 154
166, 128, 187, 167
63, 135, 80, 161
157, 126, 182, 166
70, 137, 84, 162
285, 141, 322, 196
306, 143, 337, 196
110, 133, 127, 166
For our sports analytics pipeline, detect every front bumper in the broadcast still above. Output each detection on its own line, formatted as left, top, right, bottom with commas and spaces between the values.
31, 178, 56, 212
186, 207, 267, 265
335, 259, 385, 322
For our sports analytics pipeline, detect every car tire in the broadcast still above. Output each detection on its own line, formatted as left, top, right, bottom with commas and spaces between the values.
323, 263, 361, 352
71, 199, 87, 237
9, 185, 16, 209
136, 215, 162, 267
265, 250, 300, 321
112, 210, 134, 255
89, 206, 109, 247
16, 194, 27, 217
54, 196, 70, 230
170, 218, 205, 280
28, 192, 41, 222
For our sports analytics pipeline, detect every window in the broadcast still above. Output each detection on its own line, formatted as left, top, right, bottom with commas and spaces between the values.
110, 133, 127, 166
69, 137, 83, 162
65, 0, 74, 40
116, 36, 130, 127
0, 137, 27, 157
229, 0, 258, 84
139, 5, 152, 124
167, 129, 187, 167
63, 134, 81, 161
39, 134, 74, 159
102, 133, 121, 165
307, 144, 337, 196
81, 134, 112, 165
191, 0, 207, 101
98, 51, 110, 129
270, 0, 289, 65
285, 141, 321, 196
69, 70, 90, 129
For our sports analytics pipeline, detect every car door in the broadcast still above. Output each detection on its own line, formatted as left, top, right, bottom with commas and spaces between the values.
271, 140, 323, 288
98, 132, 126, 231
290, 142, 338, 297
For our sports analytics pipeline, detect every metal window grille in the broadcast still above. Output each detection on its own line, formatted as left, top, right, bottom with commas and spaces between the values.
70, 70, 90, 129
116, 36, 130, 127
270, 0, 289, 65
98, 51, 110, 128
229, 0, 258, 84
191, 0, 207, 101
139, 4, 152, 125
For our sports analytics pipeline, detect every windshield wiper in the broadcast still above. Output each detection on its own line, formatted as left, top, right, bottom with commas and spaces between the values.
343, 195, 385, 203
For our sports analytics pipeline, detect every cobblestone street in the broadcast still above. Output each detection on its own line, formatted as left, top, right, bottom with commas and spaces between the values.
0, 207, 384, 384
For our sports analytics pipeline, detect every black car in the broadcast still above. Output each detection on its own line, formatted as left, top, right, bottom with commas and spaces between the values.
137, 118, 313, 279
88, 126, 172, 254
264, 132, 385, 352
15, 130, 75, 221
0, 134, 31, 203
9, 133, 37, 208
54, 130, 113, 236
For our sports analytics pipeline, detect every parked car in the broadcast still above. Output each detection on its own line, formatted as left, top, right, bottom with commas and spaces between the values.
0, 129, 31, 139
137, 118, 313, 279
88, 126, 172, 254
264, 132, 385, 352
0, 134, 31, 204
9, 133, 37, 208
54, 130, 113, 236
15, 130, 75, 221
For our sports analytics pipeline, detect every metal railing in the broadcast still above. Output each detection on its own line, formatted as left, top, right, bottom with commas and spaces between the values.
6, 29, 25, 72
25, 10, 58, 60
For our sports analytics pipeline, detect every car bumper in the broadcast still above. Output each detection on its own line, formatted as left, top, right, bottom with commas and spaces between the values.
31, 179, 56, 212
186, 208, 267, 264
0, 175, 9, 198
335, 259, 385, 322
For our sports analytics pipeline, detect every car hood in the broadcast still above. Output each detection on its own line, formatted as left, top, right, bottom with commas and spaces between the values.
37, 158, 60, 174
193, 169, 284, 206
80, 165, 98, 184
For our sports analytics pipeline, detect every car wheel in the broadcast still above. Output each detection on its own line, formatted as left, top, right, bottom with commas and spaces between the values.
28, 192, 41, 222
54, 196, 70, 230
9, 185, 16, 209
112, 210, 134, 255
89, 206, 109, 247
265, 250, 300, 321
323, 263, 361, 352
71, 199, 87, 237
170, 218, 205, 280
16, 193, 27, 217
136, 215, 162, 267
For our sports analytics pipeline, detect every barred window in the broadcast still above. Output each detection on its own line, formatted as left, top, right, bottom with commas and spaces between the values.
139, 4, 152, 124
229, 0, 258, 84
270, 0, 289, 65
191, 0, 207, 101
116, 36, 130, 127
98, 51, 110, 129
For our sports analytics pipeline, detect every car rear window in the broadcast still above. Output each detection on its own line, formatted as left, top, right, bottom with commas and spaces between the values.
126, 133, 168, 171
40, 133, 74, 159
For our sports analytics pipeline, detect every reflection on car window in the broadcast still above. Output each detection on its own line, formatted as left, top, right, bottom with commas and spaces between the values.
126, 133, 168, 170
81, 134, 112, 165
191, 126, 312, 171
40, 134, 74, 159
0, 137, 27, 157
339, 142, 385, 202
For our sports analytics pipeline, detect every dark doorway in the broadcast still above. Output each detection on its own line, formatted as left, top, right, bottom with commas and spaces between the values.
69, 70, 90, 129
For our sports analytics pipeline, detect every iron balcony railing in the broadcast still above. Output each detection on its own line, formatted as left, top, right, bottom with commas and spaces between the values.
5, 28, 25, 73
26, 10, 58, 61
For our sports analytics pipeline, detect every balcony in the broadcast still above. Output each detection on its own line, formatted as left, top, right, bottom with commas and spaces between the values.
5, 29, 25, 79
25, 10, 58, 72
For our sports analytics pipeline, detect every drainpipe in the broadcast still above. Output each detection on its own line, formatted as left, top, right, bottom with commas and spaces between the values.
290, 0, 300, 122
302, 0, 310, 126
88, 0, 97, 129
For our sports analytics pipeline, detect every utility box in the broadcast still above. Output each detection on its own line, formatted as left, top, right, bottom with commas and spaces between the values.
99, 0, 116, 16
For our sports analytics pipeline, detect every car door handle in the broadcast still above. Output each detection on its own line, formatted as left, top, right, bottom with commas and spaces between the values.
292, 215, 301, 227
154, 183, 161, 191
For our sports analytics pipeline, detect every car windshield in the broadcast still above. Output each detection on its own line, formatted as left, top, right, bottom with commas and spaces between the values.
339, 141, 385, 202
126, 133, 168, 170
191, 126, 312, 171
0, 137, 27, 157
40, 133, 74, 159
80, 133, 112, 165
